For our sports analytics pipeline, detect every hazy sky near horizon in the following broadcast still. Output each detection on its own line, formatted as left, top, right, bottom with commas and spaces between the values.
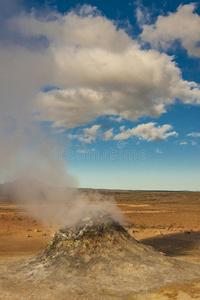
0, 0, 200, 190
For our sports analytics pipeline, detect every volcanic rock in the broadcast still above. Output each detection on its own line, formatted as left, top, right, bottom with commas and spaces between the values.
43, 210, 134, 260
1, 210, 200, 299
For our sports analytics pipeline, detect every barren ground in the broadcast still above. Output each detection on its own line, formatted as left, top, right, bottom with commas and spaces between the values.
1, 191, 200, 299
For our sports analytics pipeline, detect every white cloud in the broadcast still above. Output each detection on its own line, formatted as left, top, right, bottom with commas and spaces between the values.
76, 149, 88, 154
68, 122, 177, 143
83, 125, 100, 139
109, 116, 123, 122
102, 128, 113, 140
2, 6, 199, 131
140, 4, 200, 58
78, 137, 92, 144
180, 141, 188, 145
187, 132, 200, 137
68, 133, 78, 139
76, 148, 96, 154
78, 124, 100, 144
113, 122, 178, 141
156, 149, 163, 154
69, 124, 113, 143
191, 141, 197, 146
136, 2, 151, 27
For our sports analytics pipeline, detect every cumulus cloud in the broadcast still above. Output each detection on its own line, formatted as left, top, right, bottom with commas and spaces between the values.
77, 125, 101, 144
140, 4, 200, 58
113, 122, 178, 141
67, 122, 177, 143
187, 132, 200, 137
1, 5, 199, 132
72, 125, 113, 144
83, 125, 101, 139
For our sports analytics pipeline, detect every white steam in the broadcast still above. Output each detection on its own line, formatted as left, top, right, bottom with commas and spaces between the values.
1, 127, 123, 226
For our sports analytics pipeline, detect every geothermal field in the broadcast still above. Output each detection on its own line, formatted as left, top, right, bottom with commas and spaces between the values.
1, 0, 200, 299
1, 189, 200, 299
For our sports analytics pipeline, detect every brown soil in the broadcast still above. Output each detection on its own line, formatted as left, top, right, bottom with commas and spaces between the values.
0, 205, 52, 260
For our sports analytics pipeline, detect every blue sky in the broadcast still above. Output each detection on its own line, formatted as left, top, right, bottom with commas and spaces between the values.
0, 0, 200, 190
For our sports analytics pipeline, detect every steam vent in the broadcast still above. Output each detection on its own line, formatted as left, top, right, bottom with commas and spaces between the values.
44, 210, 134, 259
3, 210, 200, 299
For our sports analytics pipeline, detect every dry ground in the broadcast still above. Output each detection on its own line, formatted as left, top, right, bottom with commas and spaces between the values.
1, 191, 200, 299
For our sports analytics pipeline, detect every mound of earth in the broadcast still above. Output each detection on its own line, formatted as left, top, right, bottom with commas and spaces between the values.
1, 210, 200, 299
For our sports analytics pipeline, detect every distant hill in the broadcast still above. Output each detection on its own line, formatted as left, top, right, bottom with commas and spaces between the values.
0, 180, 198, 204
